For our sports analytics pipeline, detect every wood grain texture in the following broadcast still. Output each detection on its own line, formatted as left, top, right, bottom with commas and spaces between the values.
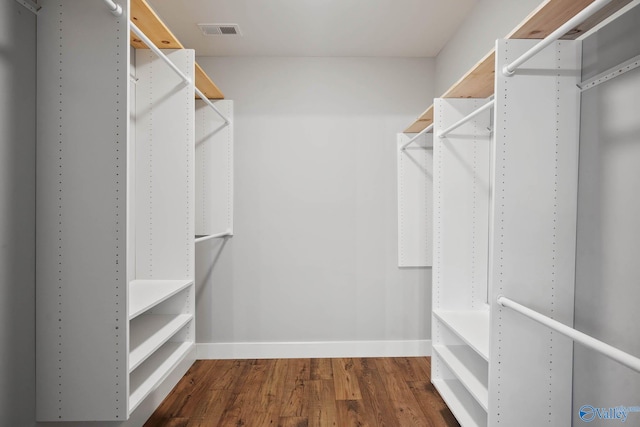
195, 63, 225, 100
130, 0, 183, 49
129, 0, 225, 99
144, 358, 460, 427
332, 358, 363, 401
404, 0, 633, 133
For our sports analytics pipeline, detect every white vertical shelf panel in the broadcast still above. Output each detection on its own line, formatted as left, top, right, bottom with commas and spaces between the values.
489, 38, 581, 427
397, 133, 433, 267
433, 98, 491, 311
135, 49, 195, 280
36, 0, 130, 421
195, 100, 234, 236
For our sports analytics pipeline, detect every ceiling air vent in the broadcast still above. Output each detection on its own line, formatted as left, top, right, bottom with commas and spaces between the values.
198, 24, 242, 36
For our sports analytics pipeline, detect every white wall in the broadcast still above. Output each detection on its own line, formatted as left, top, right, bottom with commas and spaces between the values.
574, 6, 640, 426
434, 0, 542, 95
195, 57, 434, 355
0, 2, 36, 426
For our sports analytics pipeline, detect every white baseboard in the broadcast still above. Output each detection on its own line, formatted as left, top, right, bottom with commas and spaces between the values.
197, 339, 431, 359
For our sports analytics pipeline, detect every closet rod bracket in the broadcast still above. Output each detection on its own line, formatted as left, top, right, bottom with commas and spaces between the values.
102, 0, 123, 17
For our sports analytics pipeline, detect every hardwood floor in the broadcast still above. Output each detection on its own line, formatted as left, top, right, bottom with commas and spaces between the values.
144, 357, 460, 427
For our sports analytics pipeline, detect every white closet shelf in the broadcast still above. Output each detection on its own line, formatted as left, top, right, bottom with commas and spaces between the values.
129, 279, 193, 319
434, 309, 490, 361
433, 379, 487, 427
129, 313, 193, 372
129, 341, 194, 414
433, 345, 488, 411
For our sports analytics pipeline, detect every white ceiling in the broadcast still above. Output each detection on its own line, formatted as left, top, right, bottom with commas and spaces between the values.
146, 0, 478, 57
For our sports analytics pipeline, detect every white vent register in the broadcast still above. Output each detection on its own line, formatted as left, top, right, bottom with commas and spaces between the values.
198, 23, 242, 36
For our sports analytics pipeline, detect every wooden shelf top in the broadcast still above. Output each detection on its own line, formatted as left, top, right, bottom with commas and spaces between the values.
129, 0, 225, 99
404, 0, 632, 133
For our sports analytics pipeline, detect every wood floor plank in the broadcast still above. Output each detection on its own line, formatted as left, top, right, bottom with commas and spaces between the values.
392, 357, 431, 383
408, 381, 460, 427
308, 380, 338, 427
279, 416, 310, 427
336, 400, 372, 427
251, 358, 289, 425
353, 358, 401, 427
374, 358, 436, 427
208, 359, 253, 390
217, 359, 270, 427
281, 358, 311, 418
310, 358, 333, 380
183, 389, 233, 427
145, 358, 460, 427
171, 362, 222, 418
144, 360, 217, 423
331, 358, 363, 400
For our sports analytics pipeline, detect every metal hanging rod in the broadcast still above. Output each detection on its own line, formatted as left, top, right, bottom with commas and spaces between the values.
401, 124, 434, 150
195, 230, 233, 244
195, 88, 231, 125
128, 22, 231, 125
502, 0, 612, 76
438, 99, 494, 139
130, 22, 192, 86
102, 0, 122, 16
497, 295, 640, 374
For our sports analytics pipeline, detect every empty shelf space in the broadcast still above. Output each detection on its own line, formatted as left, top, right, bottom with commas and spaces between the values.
433, 379, 487, 427
129, 341, 194, 414
434, 310, 490, 361
433, 345, 488, 411
129, 280, 193, 319
129, 314, 193, 372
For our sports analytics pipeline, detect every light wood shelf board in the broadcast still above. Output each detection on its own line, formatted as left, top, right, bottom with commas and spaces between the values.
130, 0, 183, 50
129, 0, 225, 99
404, 0, 633, 133
404, 105, 433, 133
195, 63, 225, 100
507, 0, 633, 40
441, 50, 496, 100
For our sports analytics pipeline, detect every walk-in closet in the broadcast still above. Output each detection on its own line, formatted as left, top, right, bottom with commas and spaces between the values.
1, 0, 639, 426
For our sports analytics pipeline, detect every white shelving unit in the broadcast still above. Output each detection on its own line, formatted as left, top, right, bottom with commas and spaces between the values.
432, 97, 492, 427
129, 341, 194, 412
129, 313, 193, 371
433, 345, 488, 410
129, 280, 194, 319
433, 310, 489, 361
35, 0, 201, 421
432, 378, 487, 427
431, 38, 581, 427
